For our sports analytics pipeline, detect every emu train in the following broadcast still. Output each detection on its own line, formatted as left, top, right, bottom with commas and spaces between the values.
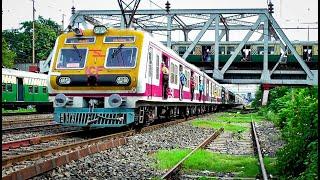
2, 68, 53, 112
48, 26, 244, 128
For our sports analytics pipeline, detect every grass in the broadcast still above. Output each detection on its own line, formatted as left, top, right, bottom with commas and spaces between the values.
2, 107, 36, 113
153, 149, 260, 177
191, 120, 248, 133
217, 112, 264, 123
263, 157, 278, 176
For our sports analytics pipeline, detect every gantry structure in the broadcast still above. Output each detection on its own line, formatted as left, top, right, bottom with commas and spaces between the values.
40, 3, 317, 87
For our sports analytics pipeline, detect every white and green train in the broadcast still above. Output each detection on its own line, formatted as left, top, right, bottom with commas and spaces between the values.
2, 68, 53, 112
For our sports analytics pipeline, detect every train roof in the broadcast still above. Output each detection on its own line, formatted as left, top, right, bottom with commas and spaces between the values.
2, 68, 48, 79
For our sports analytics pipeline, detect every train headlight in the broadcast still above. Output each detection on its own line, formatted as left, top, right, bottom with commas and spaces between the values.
116, 76, 129, 85
54, 93, 68, 107
108, 94, 122, 108
58, 76, 71, 85
93, 25, 107, 35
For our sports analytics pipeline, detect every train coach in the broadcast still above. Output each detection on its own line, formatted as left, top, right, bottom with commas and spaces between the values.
2, 68, 53, 112
48, 26, 244, 128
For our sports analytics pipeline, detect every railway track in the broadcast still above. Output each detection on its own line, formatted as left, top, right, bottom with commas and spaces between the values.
2, 113, 208, 180
161, 119, 269, 179
2, 118, 54, 127
161, 128, 224, 179
2, 124, 60, 134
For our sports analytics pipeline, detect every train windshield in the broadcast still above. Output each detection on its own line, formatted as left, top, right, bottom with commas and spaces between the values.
105, 47, 137, 68
56, 48, 87, 69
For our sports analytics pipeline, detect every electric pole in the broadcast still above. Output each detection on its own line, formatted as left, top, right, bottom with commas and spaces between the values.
32, 0, 36, 64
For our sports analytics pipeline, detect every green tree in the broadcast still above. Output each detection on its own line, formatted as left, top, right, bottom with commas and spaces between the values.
2, 38, 16, 68
2, 16, 61, 64
260, 86, 318, 179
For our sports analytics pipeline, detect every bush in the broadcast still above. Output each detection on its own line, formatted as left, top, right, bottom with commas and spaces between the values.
260, 86, 318, 179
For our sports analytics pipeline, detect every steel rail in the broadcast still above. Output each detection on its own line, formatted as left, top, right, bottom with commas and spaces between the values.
251, 120, 268, 180
2, 129, 87, 151
161, 127, 224, 179
2, 124, 60, 134
2, 118, 53, 126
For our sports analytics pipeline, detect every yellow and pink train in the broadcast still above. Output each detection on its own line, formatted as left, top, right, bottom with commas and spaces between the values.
48, 26, 244, 128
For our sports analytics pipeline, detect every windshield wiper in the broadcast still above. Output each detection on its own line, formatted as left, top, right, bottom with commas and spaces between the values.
72, 44, 83, 61
111, 44, 124, 58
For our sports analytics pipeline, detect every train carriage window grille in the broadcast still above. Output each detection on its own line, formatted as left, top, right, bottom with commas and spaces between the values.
34, 86, 39, 94
57, 48, 87, 69
43, 87, 47, 93
227, 47, 235, 54
219, 47, 226, 55
6, 83, 13, 92
147, 47, 153, 78
170, 62, 174, 83
303, 46, 313, 61
174, 64, 178, 85
257, 46, 275, 55
29, 86, 33, 93
195, 75, 199, 90
156, 55, 160, 80
106, 47, 137, 68
184, 70, 190, 88
178, 46, 187, 56
2, 84, 6, 91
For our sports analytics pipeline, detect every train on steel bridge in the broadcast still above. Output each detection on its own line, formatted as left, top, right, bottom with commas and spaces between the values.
172, 40, 318, 68
48, 26, 244, 128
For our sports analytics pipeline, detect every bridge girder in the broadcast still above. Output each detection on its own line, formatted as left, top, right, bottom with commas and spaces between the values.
64, 8, 315, 85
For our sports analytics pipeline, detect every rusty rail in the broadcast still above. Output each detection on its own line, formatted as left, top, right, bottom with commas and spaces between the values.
161, 127, 224, 179
2, 118, 54, 126
2, 124, 60, 134
2, 129, 86, 151
251, 121, 268, 180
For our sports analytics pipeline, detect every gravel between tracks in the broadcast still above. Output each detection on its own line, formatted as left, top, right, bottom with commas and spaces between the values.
2, 114, 53, 121
255, 121, 285, 157
31, 121, 215, 179
2, 126, 81, 143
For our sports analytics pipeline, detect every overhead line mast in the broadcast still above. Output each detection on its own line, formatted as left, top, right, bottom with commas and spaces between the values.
117, 0, 141, 28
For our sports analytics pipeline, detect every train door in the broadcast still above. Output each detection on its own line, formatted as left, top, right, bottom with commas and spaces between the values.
17, 78, 24, 101
147, 47, 153, 99
162, 54, 169, 99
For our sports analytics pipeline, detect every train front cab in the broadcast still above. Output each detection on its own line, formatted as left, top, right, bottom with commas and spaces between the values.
49, 27, 145, 128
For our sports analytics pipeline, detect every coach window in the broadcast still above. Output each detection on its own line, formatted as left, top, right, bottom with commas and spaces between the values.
174, 64, 178, 84
2, 83, 6, 91
184, 70, 190, 88
178, 46, 187, 56
57, 48, 87, 69
34, 86, 39, 94
195, 75, 199, 90
7, 83, 12, 92
43, 87, 47, 93
156, 55, 160, 80
219, 47, 226, 55
170, 62, 174, 83
227, 46, 235, 54
29, 86, 33, 93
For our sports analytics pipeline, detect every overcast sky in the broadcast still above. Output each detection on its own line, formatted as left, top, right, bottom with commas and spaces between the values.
2, 0, 318, 41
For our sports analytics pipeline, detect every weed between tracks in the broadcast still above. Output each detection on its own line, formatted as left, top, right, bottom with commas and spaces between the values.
153, 149, 260, 177
192, 120, 248, 133
191, 112, 264, 133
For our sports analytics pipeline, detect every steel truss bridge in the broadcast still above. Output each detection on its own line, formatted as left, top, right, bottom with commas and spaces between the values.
42, 8, 317, 87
